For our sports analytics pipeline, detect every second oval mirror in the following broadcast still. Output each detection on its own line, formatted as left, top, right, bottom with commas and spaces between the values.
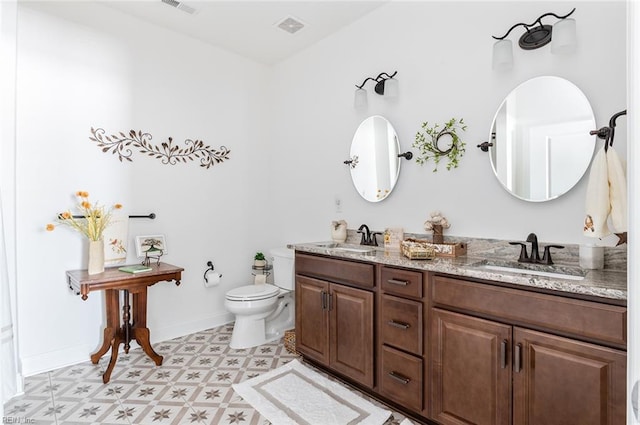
348, 115, 400, 202
489, 76, 596, 202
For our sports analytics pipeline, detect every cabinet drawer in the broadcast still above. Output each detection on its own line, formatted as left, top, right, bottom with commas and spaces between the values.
432, 275, 627, 348
381, 295, 423, 355
295, 253, 374, 288
381, 266, 423, 298
380, 345, 423, 412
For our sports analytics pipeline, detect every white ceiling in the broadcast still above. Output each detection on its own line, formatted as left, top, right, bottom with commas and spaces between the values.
97, 1, 387, 65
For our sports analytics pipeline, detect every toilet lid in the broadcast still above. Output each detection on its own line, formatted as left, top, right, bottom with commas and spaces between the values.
226, 284, 280, 301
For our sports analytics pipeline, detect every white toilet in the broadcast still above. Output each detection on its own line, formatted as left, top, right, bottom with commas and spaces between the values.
225, 247, 295, 349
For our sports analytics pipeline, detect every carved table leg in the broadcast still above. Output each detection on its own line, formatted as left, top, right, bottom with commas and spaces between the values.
131, 287, 163, 366
90, 289, 120, 364
122, 289, 131, 353
102, 329, 123, 384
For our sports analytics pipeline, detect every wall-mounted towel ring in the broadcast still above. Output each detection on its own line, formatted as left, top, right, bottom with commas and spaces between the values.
590, 110, 627, 152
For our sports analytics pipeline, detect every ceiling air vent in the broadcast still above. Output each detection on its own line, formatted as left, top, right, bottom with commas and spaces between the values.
275, 16, 305, 35
161, 0, 197, 15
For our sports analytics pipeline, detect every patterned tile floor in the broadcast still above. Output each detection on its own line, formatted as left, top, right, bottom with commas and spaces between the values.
4, 324, 409, 425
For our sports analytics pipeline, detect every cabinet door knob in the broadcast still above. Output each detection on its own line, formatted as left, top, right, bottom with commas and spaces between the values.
388, 371, 411, 385
387, 320, 411, 330
321, 291, 327, 310
387, 278, 409, 286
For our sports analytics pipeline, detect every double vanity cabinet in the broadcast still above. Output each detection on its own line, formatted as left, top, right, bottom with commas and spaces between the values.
293, 249, 627, 425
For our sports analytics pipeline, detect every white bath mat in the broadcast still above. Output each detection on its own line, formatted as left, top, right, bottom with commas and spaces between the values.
233, 359, 391, 425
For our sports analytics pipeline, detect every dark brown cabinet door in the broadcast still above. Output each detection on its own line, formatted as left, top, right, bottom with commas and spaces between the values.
330, 283, 374, 387
431, 308, 512, 425
512, 328, 626, 425
295, 275, 329, 364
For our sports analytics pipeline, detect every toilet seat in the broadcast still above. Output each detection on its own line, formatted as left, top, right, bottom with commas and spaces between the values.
226, 284, 280, 302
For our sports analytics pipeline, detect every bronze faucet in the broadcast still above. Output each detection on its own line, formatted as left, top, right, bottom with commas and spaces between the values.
510, 233, 564, 265
357, 224, 381, 246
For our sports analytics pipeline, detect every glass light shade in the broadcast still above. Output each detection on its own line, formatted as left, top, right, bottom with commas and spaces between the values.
354, 88, 367, 108
492, 39, 513, 71
551, 18, 577, 54
384, 78, 399, 98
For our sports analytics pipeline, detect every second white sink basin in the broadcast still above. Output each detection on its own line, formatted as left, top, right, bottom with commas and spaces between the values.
311, 242, 376, 254
473, 261, 585, 281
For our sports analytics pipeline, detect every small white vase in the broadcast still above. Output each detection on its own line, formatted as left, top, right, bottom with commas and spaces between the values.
331, 225, 347, 243
88, 239, 105, 275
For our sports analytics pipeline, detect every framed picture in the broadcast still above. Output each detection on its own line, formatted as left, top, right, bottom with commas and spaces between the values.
135, 234, 167, 258
103, 213, 129, 266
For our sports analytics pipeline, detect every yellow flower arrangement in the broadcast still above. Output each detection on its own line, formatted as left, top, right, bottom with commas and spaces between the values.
46, 191, 122, 241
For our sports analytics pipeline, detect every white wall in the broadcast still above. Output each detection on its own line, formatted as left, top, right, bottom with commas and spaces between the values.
267, 1, 627, 248
12, 1, 628, 376
15, 4, 271, 375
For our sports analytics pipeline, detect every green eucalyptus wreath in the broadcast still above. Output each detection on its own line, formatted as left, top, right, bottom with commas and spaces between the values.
413, 118, 467, 172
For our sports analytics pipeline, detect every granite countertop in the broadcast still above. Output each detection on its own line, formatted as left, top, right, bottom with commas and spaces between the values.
289, 239, 627, 303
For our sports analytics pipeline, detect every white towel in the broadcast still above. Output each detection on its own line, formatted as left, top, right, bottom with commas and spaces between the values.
606, 146, 627, 232
584, 147, 610, 237
583, 146, 627, 237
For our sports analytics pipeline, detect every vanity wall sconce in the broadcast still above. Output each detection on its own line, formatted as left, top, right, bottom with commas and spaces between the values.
354, 71, 398, 108
492, 8, 576, 71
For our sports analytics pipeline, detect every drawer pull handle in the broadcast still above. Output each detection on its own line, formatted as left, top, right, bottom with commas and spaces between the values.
388, 371, 411, 385
387, 320, 410, 330
387, 279, 409, 286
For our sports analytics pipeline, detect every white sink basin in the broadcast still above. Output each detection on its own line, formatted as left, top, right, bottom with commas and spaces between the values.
332, 246, 376, 254
474, 261, 585, 281
311, 242, 376, 254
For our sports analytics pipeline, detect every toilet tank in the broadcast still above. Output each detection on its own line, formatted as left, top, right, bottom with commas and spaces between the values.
270, 247, 295, 290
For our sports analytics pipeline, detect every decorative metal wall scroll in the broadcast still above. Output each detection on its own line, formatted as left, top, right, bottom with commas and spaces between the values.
90, 128, 231, 169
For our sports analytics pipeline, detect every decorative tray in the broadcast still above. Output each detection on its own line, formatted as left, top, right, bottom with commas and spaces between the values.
401, 238, 467, 259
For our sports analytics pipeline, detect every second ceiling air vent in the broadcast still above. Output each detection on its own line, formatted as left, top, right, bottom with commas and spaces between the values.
161, 0, 197, 15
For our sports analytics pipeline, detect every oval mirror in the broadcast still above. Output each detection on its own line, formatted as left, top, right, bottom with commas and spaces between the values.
489, 76, 596, 202
348, 115, 401, 202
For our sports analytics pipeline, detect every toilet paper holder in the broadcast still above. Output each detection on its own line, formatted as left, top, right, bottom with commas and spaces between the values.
204, 261, 221, 283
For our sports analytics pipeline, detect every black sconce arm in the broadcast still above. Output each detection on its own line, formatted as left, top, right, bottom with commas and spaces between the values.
355, 77, 378, 89
492, 8, 576, 40
355, 71, 398, 89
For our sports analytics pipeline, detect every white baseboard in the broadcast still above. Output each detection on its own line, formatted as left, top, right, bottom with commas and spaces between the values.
149, 311, 234, 344
20, 312, 235, 377
21, 342, 97, 377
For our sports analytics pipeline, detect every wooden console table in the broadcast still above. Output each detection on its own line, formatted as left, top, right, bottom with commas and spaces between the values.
67, 262, 184, 383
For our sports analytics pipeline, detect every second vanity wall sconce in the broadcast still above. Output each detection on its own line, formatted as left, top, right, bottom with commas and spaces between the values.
492, 8, 576, 71
354, 71, 398, 108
